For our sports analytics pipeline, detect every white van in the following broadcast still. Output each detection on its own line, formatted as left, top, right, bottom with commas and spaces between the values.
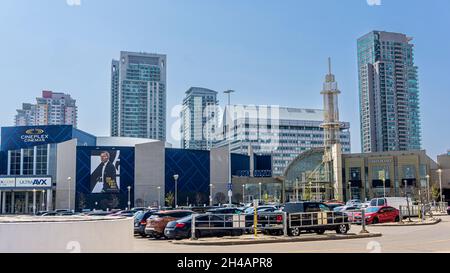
369, 197, 412, 210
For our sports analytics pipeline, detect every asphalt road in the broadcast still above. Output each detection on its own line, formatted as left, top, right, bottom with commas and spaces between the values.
133, 215, 450, 253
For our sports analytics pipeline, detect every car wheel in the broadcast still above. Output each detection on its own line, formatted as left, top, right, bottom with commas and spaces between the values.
289, 227, 300, 236
315, 229, 325, 235
336, 224, 349, 234
153, 234, 162, 239
140, 233, 148, 238
394, 216, 400, 222
372, 218, 379, 224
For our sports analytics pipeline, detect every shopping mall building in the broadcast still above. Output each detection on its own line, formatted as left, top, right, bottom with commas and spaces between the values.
0, 125, 273, 214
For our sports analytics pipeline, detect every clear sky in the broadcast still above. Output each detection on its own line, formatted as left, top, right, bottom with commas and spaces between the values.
0, 0, 449, 158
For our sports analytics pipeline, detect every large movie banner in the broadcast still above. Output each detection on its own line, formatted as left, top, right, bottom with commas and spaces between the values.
90, 150, 120, 194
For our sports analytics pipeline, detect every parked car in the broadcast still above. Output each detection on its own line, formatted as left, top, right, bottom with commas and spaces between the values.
164, 214, 244, 240
130, 207, 147, 213
243, 205, 278, 214
145, 210, 193, 239
86, 210, 115, 216
282, 202, 350, 236
333, 205, 360, 213
326, 203, 343, 211
111, 210, 136, 217
350, 206, 400, 225
369, 197, 411, 210
188, 206, 220, 214
361, 201, 371, 208
40, 211, 74, 216
36, 211, 49, 216
207, 207, 244, 215
346, 199, 362, 207
134, 210, 158, 237
447, 206, 450, 215
324, 200, 345, 206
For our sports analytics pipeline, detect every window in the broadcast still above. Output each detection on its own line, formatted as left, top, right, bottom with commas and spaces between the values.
10, 150, 21, 175
22, 148, 34, 175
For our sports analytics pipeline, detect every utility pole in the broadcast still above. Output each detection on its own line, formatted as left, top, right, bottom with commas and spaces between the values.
224, 90, 235, 205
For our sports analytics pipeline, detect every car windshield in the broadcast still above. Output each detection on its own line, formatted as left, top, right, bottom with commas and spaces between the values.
244, 207, 254, 214
178, 215, 193, 222
366, 207, 380, 213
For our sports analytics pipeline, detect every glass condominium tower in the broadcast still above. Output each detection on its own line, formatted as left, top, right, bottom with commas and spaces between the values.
357, 31, 421, 153
111, 51, 167, 140
181, 87, 219, 150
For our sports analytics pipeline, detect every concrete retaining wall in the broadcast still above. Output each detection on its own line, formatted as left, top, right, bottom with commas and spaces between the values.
0, 217, 133, 253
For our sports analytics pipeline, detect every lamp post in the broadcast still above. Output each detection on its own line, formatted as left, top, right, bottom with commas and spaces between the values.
67, 177, 72, 212
224, 89, 235, 206
173, 174, 179, 208
242, 184, 245, 204
41, 190, 45, 211
382, 178, 386, 198
295, 178, 299, 202
348, 181, 352, 202
438, 169, 443, 203
157, 186, 161, 209
127, 186, 131, 210
209, 184, 214, 206
426, 175, 430, 203
259, 182, 262, 203
32, 189, 36, 215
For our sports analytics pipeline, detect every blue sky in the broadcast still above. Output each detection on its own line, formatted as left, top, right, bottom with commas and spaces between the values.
0, 0, 449, 158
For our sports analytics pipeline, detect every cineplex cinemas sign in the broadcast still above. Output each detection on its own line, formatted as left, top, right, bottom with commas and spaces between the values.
0, 177, 52, 189
20, 128, 49, 143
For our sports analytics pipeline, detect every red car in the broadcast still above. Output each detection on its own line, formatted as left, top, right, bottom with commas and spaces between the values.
350, 206, 400, 225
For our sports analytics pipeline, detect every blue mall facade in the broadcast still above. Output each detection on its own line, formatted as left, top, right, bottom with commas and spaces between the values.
0, 125, 272, 213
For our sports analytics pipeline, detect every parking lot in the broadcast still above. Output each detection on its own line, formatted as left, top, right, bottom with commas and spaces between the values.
132, 215, 450, 253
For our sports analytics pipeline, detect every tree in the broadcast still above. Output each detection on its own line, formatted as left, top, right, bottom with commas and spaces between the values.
109, 195, 120, 209
78, 193, 86, 211
233, 193, 243, 204
195, 193, 203, 205
214, 192, 226, 204
135, 198, 144, 207
165, 192, 175, 208
431, 185, 440, 201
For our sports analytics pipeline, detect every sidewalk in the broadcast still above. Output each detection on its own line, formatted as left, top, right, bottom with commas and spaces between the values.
373, 217, 441, 227
171, 232, 382, 246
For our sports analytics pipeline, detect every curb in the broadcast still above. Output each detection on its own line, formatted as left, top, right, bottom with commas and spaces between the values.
171, 233, 382, 246
372, 218, 441, 227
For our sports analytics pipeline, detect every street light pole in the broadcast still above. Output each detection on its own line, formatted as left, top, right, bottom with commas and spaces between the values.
173, 174, 179, 208
41, 190, 45, 211
348, 181, 352, 202
32, 189, 36, 215
426, 175, 430, 204
438, 169, 443, 203
224, 90, 235, 206
209, 184, 213, 206
242, 184, 245, 204
259, 182, 262, 203
67, 177, 72, 212
157, 186, 161, 209
382, 178, 386, 198
295, 179, 299, 202
127, 186, 131, 210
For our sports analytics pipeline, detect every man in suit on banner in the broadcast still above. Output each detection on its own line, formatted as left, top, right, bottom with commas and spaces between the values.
91, 151, 119, 193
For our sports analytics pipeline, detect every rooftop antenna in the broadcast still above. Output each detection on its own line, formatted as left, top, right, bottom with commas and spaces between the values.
328, 57, 332, 75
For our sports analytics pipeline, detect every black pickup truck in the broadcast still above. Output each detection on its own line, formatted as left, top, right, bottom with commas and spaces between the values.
251, 202, 350, 236
282, 202, 350, 236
